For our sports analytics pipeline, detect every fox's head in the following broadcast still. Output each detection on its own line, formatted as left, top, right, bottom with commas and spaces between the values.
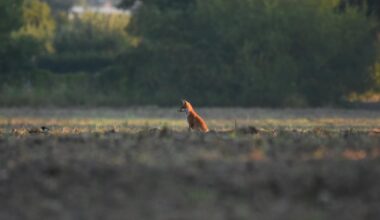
178, 99, 193, 113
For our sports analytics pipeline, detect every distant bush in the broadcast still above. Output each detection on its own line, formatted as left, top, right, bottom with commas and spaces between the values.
0, 4, 132, 107
38, 12, 132, 74
0, 69, 129, 107
120, 0, 377, 106
13, 0, 56, 52
0, 0, 31, 74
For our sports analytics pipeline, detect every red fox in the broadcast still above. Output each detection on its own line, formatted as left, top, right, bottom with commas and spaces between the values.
178, 100, 209, 132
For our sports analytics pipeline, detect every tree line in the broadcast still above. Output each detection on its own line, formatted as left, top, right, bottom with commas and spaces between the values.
0, 0, 379, 107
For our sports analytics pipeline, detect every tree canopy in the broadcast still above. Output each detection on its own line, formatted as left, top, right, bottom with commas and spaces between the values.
119, 0, 377, 106
0, 0, 24, 73
0, 0, 379, 107
339, 0, 380, 19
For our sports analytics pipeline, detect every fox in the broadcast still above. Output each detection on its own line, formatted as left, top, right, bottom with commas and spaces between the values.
178, 99, 209, 132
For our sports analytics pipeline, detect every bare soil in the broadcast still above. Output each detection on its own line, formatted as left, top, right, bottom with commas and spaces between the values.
1, 108, 380, 220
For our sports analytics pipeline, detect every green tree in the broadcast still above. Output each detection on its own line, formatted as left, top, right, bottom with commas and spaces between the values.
42, 0, 76, 12
0, 0, 55, 76
0, 0, 24, 74
38, 12, 132, 73
120, 0, 377, 106
0, 0, 23, 37
13, 0, 56, 52
339, 0, 380, 19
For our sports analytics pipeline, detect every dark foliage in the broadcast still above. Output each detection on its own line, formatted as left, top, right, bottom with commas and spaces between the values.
119, 0, 377, 106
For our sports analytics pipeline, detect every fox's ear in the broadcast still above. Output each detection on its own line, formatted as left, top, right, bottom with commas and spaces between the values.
182, 99, 186, 104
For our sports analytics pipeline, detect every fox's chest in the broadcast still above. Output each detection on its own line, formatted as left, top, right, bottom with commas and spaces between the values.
185, 110, 195, 120
187, 114, 194, 121
189, 113, 204, 127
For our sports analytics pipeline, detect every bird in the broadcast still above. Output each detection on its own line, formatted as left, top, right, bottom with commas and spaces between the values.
28, 126, 50, 134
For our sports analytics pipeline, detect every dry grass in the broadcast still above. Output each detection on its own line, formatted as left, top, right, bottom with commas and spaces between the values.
1, 107, 380, 133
